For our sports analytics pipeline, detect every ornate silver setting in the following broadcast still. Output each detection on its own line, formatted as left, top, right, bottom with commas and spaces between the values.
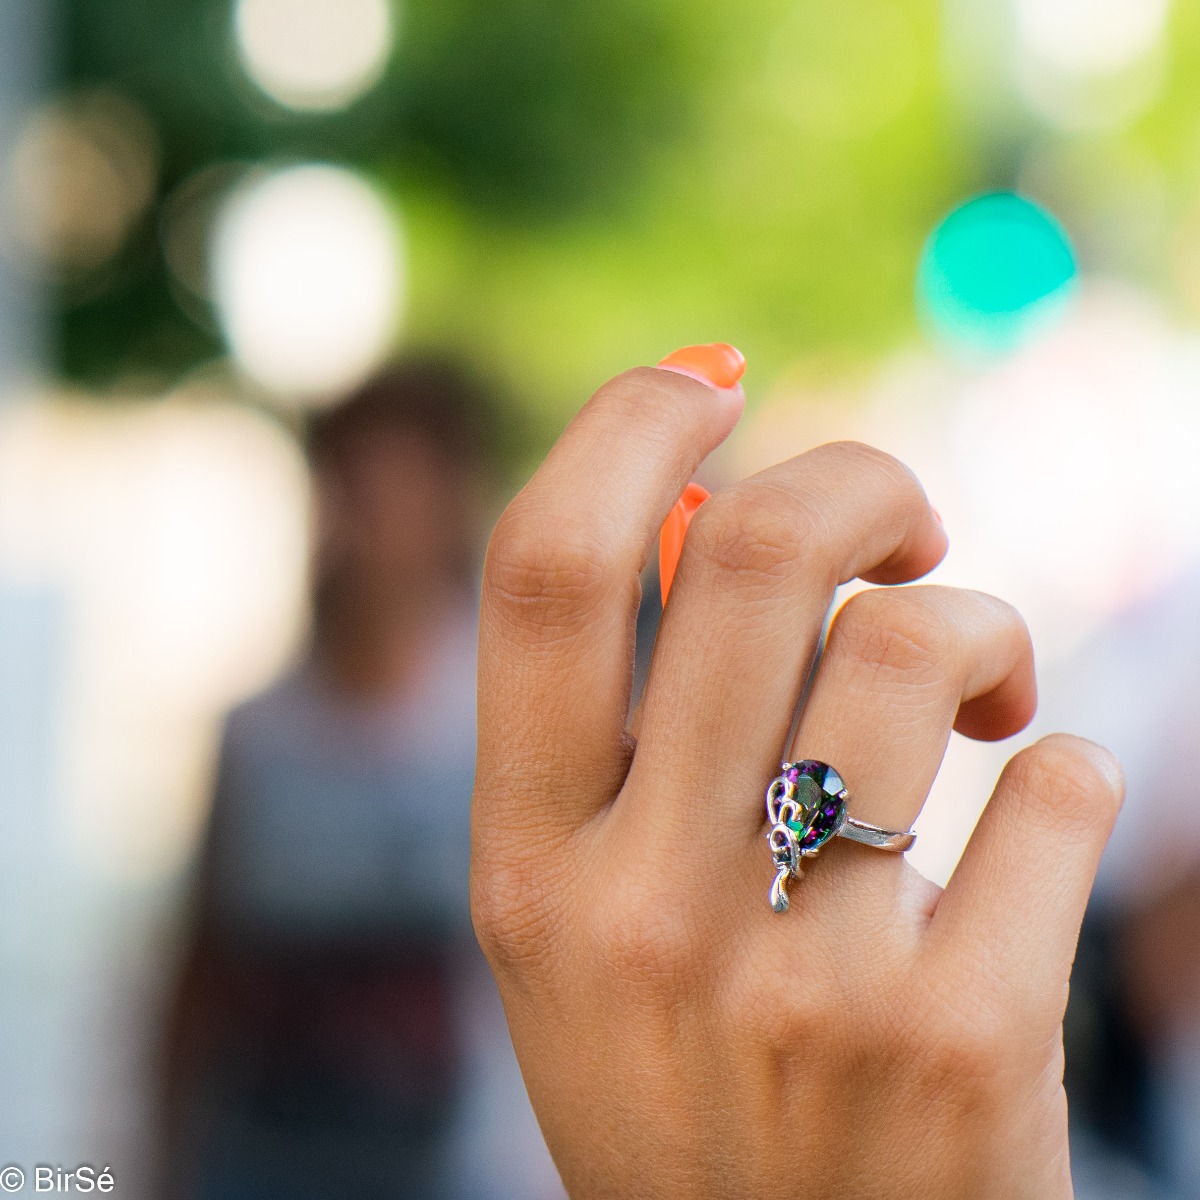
765, 760, 916, 913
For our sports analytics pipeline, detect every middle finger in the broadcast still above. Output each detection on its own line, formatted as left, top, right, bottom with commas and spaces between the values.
627, 441, 946, 842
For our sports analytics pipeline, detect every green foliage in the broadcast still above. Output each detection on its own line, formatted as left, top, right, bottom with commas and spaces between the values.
52, 0, 1200, 444
58, 0, 709, 388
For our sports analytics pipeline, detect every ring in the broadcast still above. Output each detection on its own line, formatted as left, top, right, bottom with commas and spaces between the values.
765, 760, 916, 913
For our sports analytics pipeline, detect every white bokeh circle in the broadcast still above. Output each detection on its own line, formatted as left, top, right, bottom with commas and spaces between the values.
1014, 0, 1170, 76
235, 0, 394, 112
212, 163, 403, 402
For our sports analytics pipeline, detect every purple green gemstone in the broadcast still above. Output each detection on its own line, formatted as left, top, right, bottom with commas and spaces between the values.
781, 760, 847, 854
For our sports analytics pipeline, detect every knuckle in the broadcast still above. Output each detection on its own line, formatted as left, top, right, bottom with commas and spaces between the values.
582, 369, 694, 453
905, 995, 1010, 1100
771, 984, 847, 1052
589, 366, 674, 415
587, 879, 694, 988
470, 857, 557, 974
830, 588, 950, 682
485, 504, 612, 630
685, 486, 818, 590
741, 941, 886, 1053
812, 440, 922, 495
1004, 734, 1124, 837
921, 1031, 1006, 1108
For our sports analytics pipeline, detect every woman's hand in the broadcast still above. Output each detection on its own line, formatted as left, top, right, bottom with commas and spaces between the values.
471, 351, 1122, 1199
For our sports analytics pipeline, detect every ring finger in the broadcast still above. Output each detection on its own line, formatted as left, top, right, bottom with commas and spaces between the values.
778, 585, 1035, 903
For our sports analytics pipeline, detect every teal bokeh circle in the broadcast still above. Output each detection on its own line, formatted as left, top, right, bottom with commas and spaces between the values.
918, 192, 1078, 354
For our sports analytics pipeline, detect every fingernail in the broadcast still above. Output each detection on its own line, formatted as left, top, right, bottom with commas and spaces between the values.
659, 481, 710, 605
658, 343, 746, 390
1079, 737, 1126, 800
931, 506, 944, 528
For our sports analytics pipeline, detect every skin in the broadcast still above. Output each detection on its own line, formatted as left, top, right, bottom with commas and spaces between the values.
470, 363, 1124, 1199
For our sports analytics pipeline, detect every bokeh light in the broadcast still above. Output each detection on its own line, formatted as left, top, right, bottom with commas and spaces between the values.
1012, 0, 1171, 130
918, 192, 1078, 354
234, 0, 394, 112
1, 90, 157, 275
212, 163, 403, 401
1015, 0, 1171, 76
0, 393, 310, 882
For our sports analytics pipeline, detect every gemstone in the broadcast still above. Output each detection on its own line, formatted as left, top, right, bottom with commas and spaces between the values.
781, 760, 847, 855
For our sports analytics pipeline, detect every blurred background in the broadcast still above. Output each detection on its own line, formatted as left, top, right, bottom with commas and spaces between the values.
4, 0, 1200, 1196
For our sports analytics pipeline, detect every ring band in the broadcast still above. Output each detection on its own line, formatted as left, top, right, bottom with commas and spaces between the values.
765, 760, 916, 913
836, 817, 916, 853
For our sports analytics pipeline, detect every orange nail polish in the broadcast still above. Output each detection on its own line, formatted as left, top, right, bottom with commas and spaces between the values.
659, 481, 710, 605
658, 343, 746, 390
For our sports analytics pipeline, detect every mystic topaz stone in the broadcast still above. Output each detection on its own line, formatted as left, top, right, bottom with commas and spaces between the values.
783, 760, 847, 854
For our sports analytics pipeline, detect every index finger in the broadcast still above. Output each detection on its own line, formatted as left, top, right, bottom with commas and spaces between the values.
475, 352, 744, 851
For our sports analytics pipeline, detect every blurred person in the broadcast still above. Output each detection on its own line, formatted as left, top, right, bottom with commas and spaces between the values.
163, 358, 560, 1200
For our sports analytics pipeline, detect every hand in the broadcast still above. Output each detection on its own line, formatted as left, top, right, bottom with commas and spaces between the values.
471, 349, 1123, 1199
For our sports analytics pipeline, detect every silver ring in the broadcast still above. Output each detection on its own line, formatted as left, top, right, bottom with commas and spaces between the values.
765, 760, 915, 913
837, 817, 916, 853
